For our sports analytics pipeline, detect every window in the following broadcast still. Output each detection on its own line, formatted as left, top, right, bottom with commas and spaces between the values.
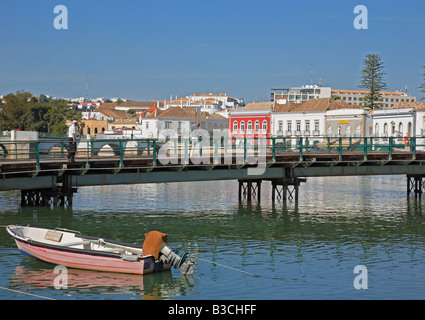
314, 121, 319, 132
165, 121, 172, 129
233, 121, 238, 133
240, 121, 245, 133
262, 120, 267, 132
384, 123, 388, 136
278, 121, 283, 133
346, 126, 351, 137
247, 121, 252, 133
255, 120, 260, 133
146, 122, 149, 129
375, 123, 379, 136
296, 121, 301, 132
305, 121, 310, 132
287, 121, 292, 132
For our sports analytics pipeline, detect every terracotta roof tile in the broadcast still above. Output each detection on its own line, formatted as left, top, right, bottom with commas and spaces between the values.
274, 98, 361, 112
96, 102, 118, 110
143, 107, 225, 119
243, 102, 274, 109
390, 101, 425, 110
96, 108, 129, 119
119, 101, 164, 108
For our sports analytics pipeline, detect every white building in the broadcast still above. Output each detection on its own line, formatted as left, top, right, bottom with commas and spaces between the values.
331, 89, 416, 109
371, 102, 425, 137
271, 86, 416, 109
188, 93, 244, 109
161, 93, 243, 113
271, 98, 368, 137
140, 107, 227, 139
271, 86, 332, 104
164, 97, 223, 113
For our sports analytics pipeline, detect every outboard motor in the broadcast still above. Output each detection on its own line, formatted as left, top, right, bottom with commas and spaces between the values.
143, 231, 193, 275
159, 244, 193, 275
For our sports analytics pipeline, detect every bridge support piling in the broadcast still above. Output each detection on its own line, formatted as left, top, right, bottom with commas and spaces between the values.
407, 175, 425, 198
238, 179, 262, 202
20, 174, 76, 207
271, 177, 306, 202
238, 177, 306, 203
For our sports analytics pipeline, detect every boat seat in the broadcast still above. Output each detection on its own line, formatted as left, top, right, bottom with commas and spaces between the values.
58, 240, 90, 247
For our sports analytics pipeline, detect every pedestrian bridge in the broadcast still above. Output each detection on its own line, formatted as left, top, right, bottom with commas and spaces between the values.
1, 135, 425, 206
0, 133, 148, 157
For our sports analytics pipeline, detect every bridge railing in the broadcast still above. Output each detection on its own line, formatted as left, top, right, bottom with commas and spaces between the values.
1, 136, 424, 168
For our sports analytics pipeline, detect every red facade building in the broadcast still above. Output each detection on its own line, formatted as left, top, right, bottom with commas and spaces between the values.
228, 102, 272, 139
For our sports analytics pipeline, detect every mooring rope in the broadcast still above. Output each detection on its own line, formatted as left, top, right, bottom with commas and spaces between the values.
196, 257, 262, 278
195, 256, 287, 280
0, 286, 55, 300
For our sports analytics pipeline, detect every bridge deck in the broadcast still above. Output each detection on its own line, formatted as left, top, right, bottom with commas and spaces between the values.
1, 136, 425, 192
0, 149, 423, 176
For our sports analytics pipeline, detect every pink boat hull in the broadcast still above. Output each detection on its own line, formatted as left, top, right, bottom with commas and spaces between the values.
14, 239, 171, 275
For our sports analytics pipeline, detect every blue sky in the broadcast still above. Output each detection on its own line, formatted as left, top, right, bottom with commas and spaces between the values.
1, 0, 424, 102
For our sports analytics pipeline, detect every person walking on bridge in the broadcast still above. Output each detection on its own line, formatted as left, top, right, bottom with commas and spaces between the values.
66, 120, 78, 162
190, 122, 202, 158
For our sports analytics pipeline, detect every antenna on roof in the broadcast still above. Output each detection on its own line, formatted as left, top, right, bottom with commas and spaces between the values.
310, 61, 314, 85
85, 75, 89, 101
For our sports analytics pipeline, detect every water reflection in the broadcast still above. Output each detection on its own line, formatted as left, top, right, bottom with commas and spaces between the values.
10, 263, 195, 300
2, 176, 425, 299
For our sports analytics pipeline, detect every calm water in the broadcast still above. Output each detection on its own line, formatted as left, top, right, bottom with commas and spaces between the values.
1, 175, 425, 300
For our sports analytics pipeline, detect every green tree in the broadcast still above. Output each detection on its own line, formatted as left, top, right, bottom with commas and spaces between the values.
21, 104, 50, 132
359, 54, 388, 109
45, 101, 78, 134
0, 91, 80, 133
0, 90, 38, 130
419, 63, 425, 101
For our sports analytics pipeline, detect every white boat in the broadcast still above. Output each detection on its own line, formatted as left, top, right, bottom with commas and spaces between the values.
7, 225, 193, 275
